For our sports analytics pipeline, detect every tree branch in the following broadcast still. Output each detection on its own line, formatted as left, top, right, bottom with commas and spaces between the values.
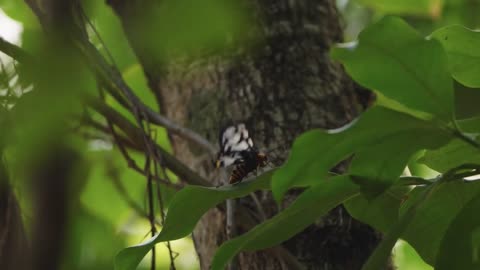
88, 99, 211, 187
0, 32, 217, 156
0, 37, 31, 63
79, 39, 217, 155
0, 34, 212, 187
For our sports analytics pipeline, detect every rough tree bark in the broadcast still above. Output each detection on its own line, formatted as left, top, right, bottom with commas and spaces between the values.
106, 0, 389, 269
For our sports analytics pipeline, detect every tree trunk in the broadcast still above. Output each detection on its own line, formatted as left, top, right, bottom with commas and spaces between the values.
108, 0, 385, 269
0, 168, 28, 270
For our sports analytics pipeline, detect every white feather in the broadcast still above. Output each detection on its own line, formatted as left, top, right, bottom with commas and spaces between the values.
218, 152, 243, 167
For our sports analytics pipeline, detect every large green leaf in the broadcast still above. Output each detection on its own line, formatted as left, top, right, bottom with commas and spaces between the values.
211, 176, 359, 270
272, 106, 448, 202
419, 137, 480, 172
457, 117, 480, 133
418, 117, 480, 173
331, 16, 454, 121
362, 195, 418, 270
431, 25, 480, 88
401, 180, 480, 264
114, 170, 274, 270
344, 185, 410, 232
350, 129, 450, 195
435, 192, 480, 270
362, 180, 436, 270
356, 0, 443, 18
0, 0, 38, 28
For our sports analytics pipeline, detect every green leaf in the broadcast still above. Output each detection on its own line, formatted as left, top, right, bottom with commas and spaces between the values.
65, 208, 125, 270
0, 0, 39, 28
117, 0, 256, 63
362, 195, 418, 270
356, 0, 443, 18
363, 179, 441, 270
375, 92, 432, 121
350, 129, 450, 196
272, 106, 448, 202
9, 38, 95, 169
114, 170, 274, 270
331, 16, 454, 121
394, 240, 433, 270
344, 185, 410, 232
211, 176, 359, 270
86, 0, 138, 70
418, 137, 480, 172
435, 192, 480, 270
457, 117, 480, 133
81, 150, 146, 226
401, 180, 480, 264
431, 25, 480, 88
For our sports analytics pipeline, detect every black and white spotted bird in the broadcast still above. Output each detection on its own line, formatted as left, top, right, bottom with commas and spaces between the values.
215, 123, 268, 184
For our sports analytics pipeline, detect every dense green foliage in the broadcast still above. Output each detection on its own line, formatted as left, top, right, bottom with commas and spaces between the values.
1, 0, 480, 270
114, 15, 480, 270
113, 14, 480, 270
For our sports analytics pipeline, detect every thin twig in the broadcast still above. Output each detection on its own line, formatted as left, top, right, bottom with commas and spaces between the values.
91, 92, 183, 190
144, 155, 157, 270
249, 193, 267, 221
106, 161, 160, 224
81, 116, 144, 151
80, 39, 216, 155
88, 99, 211, 186
153, 155, 177, 270
0, 35, 217, 175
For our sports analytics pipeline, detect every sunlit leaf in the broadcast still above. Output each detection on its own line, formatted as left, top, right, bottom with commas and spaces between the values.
85, 0, 138, 70
431, 25, 480, 88
0, 0, 38, 28
356, 0, 443, 18
394, 240, 433, 270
